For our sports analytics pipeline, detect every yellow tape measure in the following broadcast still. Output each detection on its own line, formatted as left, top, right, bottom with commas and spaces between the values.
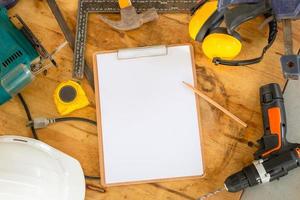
54, 80, 90, 116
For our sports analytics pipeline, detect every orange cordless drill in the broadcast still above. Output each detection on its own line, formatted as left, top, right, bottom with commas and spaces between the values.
225, 83, 300, 192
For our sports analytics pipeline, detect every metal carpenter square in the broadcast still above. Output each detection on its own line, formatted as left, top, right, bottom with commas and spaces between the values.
80, 0, 197, 13
73, 0, 197, 80
46, 0, 94, 89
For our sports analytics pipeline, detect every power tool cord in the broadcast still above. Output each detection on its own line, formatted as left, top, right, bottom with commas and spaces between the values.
17, 94, 97, 133
17, 93, 103, 190
85, 175, 101, 179
55, 117, 97, 125
27, 117, 97, 130
17, 93, 39, 140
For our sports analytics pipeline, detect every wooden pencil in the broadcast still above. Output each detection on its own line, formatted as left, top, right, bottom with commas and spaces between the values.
183, 81, 248, 128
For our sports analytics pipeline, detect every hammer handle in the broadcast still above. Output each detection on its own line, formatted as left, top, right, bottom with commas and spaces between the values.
119, 0, 132, 9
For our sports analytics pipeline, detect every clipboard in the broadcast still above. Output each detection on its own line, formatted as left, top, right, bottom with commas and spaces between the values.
93, 44, 205, 186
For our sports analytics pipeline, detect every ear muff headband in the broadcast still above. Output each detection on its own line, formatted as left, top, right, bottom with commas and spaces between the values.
190, 0, 208, 15
209, 27, 241, 41
196, 10, 225, 42
213, 16, 278, 66
189, 1, 221, 41
190, 2, 277, 66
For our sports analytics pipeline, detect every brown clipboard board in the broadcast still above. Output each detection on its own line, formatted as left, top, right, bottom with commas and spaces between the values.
93, 44, 205, 187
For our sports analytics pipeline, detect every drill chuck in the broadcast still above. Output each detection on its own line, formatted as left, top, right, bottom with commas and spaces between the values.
225, 148, 300, 193
224, 163, 260, 192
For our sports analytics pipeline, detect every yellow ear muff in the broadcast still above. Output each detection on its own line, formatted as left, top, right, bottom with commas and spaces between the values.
189, 1, 219, 41
202, 33, 242, 60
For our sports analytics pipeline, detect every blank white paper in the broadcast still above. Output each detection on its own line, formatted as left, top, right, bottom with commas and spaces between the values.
96, 45, 203, 185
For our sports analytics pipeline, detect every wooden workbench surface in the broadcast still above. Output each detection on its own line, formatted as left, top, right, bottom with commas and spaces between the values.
1, 0, 299, 199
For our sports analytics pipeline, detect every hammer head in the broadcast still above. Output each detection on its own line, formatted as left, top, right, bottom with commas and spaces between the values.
99, 6, 159, 31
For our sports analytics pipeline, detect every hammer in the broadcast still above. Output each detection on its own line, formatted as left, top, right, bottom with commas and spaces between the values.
99, 0, 159, 31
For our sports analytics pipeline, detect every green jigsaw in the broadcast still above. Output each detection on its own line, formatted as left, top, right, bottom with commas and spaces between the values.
0, 6, 55, 105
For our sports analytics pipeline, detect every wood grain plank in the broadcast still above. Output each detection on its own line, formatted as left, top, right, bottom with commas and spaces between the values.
1, 0, 299, 199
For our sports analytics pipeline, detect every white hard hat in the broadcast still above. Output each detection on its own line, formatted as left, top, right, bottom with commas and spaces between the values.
0, 136, 85, 200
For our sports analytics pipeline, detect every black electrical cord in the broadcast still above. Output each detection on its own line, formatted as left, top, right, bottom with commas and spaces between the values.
54, 117, 97, 126
53, 117, 101, 182
283, 79, 289, 94
17, 93, 39, 140
53, 118, 100, 181
17, 94, 101, 182
85, 175, 101, 179
190, 0, 207, 15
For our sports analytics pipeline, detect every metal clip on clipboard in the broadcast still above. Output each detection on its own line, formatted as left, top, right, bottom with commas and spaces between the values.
117, 45, 168, 60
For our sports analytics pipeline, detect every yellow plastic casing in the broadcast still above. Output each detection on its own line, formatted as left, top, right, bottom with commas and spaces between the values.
54, 80, 90, 116
189, 0, 218, 40
202, 33, 242, 60
119, 0, 132, 9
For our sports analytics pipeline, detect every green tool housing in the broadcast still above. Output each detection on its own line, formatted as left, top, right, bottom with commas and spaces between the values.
0, 6, 38, 105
